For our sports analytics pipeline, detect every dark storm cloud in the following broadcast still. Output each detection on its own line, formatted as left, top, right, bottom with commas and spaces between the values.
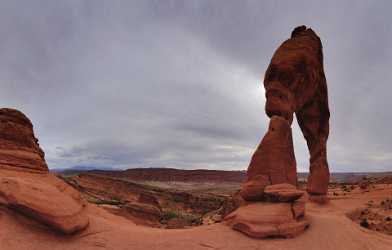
0, 1, 391, 172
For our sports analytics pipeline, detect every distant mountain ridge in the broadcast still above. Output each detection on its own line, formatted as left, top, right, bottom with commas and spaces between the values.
53, 166, 392, 183
51, 165, 115, 175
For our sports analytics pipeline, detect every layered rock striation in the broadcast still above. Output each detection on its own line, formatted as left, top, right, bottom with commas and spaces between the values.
228, 180, 309, 238
0, 108, 48, 172
225, 187, 308, 238
0, 108, 89, 234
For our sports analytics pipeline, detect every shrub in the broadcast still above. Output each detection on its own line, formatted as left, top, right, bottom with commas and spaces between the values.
162, 210, 178, 220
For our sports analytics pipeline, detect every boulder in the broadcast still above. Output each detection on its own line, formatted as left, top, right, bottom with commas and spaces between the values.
224, 202, 309, 238
0, 170, 89, 234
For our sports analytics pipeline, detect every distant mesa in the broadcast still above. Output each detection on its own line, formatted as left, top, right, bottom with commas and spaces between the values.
0, 108, 89, 234
79, 167, 247, 183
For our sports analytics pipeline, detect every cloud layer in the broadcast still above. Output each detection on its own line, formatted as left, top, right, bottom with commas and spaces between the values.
1, 1, 391, 172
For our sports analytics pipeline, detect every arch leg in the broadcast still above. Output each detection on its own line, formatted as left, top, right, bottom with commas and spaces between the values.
296, 98, 330, 195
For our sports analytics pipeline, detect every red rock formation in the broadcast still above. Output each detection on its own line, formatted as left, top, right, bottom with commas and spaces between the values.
0, 108, 89, 234
263, 25, 330, 195
264, 183, 304, 202
241, 25, 330, 199
229, 183, 308, 238
233, 25, 329, 238
0, 108, 48, 172
244, 116, 297, 198
0, 171, 89, 234
224, 200, 309, 238
292, 196, 306, 219
239, 175, 270, 201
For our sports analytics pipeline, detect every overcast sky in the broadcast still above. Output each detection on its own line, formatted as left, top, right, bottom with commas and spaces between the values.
0, 1, 391, 172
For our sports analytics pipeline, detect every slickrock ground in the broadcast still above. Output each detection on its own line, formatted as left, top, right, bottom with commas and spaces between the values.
1, 182, 392, 250
0, 169, 89, 234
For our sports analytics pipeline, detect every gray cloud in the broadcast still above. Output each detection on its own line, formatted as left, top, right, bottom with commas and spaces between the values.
0, 1, 391, 172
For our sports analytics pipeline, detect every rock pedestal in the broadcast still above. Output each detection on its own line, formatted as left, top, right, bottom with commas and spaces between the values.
226, 183, 309, 239
225, 195, 308, 238
230, 118, 309, 238
0, 108, 89, 234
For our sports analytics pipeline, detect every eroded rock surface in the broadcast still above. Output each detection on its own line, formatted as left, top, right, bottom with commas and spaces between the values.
0, 108, 89, 234
225, 202, 309, 238
241, 116, 297, 202
264, 183, 304, 202
0, 171, 89, 234
248, 26, 330, 195
263, 25, 330, 195
247, 117, 296, 185
234, 25, 331, 239
239, 175, 270, 201
0, 108, 48, 172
